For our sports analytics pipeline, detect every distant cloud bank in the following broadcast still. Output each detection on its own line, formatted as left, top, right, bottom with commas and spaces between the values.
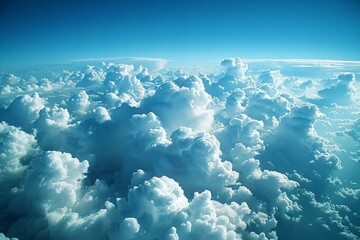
68, 57, 169, 71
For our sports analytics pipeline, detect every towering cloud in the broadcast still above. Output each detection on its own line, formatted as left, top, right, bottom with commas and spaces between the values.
317, 72, 356, 105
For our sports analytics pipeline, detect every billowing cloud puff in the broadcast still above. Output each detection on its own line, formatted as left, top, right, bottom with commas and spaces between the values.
25, 151, 89, 215
244, 91, 292, 127
104, 64, 146, 103
184, 190, 250, 239
258, 69, 283, 86
223, 89, 246, 117
256, 69, 286, 97
1, 151, 90, 239
260, 104, 341, 186
158, 128, 239, 198
141, 75, 213, 133
0, 58, 359, 239
34, 106, 72, 150
221, 57, 248, 79
1, 73, 22, 86
124, 176, 188, 237
212, 57, 254, 96
82, 108, 236, 200
114, 178, 253, 240
347, 119, 360, 143
92, 106, 111, 123
0, 122, 37, 189
317, 72, 356, 105
215, 113, 264, 162
108, 217, 140, 240
76, 65, 105, 87
247, 170, 300, 216
67, 90, 90, 115
0, 92, 45, 131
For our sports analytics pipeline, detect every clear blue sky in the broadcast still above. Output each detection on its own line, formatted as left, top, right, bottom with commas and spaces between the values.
0, 0, 359, 71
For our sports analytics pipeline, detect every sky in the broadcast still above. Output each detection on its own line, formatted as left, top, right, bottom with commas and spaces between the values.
1, 57, 360, 239
0, 0, 360, 71
1, 2, 360, 238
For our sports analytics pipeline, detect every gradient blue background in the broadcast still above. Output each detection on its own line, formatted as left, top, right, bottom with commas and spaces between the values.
0, 0, 360, 71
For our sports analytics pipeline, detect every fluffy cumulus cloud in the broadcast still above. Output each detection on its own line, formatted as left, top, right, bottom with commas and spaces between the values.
0, 93, 45, 131
0, 58, 359, 239
260, 104, 341, 183
0, 122, 37, 189
317, 72, 357, 105
221, 57, 248, 79
141, 75, 213, 133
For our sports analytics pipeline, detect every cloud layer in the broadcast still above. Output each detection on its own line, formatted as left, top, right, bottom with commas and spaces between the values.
0, 58, 359, 240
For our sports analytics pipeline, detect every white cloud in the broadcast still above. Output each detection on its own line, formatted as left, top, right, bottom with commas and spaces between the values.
141, 75, 213, 133
258, 69, 283, 86
0, 57, 359, 239
108, 217, 140, 240
317, 72, 356, 105
0, 92, 45, 131
69, 57, 169, 71
67, 90, 90, 116
25, 151, 89, 215
92, 106, 111, 123
347, 119, 360, 143
221, 57, 248, 79
0, 122, 37, 189
76, 65, 105, 87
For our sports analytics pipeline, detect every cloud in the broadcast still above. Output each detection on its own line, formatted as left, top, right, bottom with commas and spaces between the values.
158, 128, 239, 198
0, 232, 18, 240
116, 180, 253, 240
141, 75, 213, 133
0, 57, 359, 239
258, 69, 283, 86
103, 64, 146, 103
25, 151, 89, 215
347, 119, 360, 143
69, 57, 169, 71
0, 122, 37, 190
244, 59, 360, 78
244, 91, 292, 126
221, 57, 248, 79
108, 217, 140, 240
0, 92, 45, 131
33, 106, 74, 152
317, 72, 356, 105
1, 151, 90, 239
259, 104, 341, 183
67, 90, 90, 115
92, 106, 111, 123
76, 65, 105, 87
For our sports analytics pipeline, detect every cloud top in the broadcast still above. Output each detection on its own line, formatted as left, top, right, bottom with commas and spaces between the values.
0, 57, 359, 240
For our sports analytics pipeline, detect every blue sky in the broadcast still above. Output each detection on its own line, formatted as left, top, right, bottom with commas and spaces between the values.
0, 0, 360, 71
